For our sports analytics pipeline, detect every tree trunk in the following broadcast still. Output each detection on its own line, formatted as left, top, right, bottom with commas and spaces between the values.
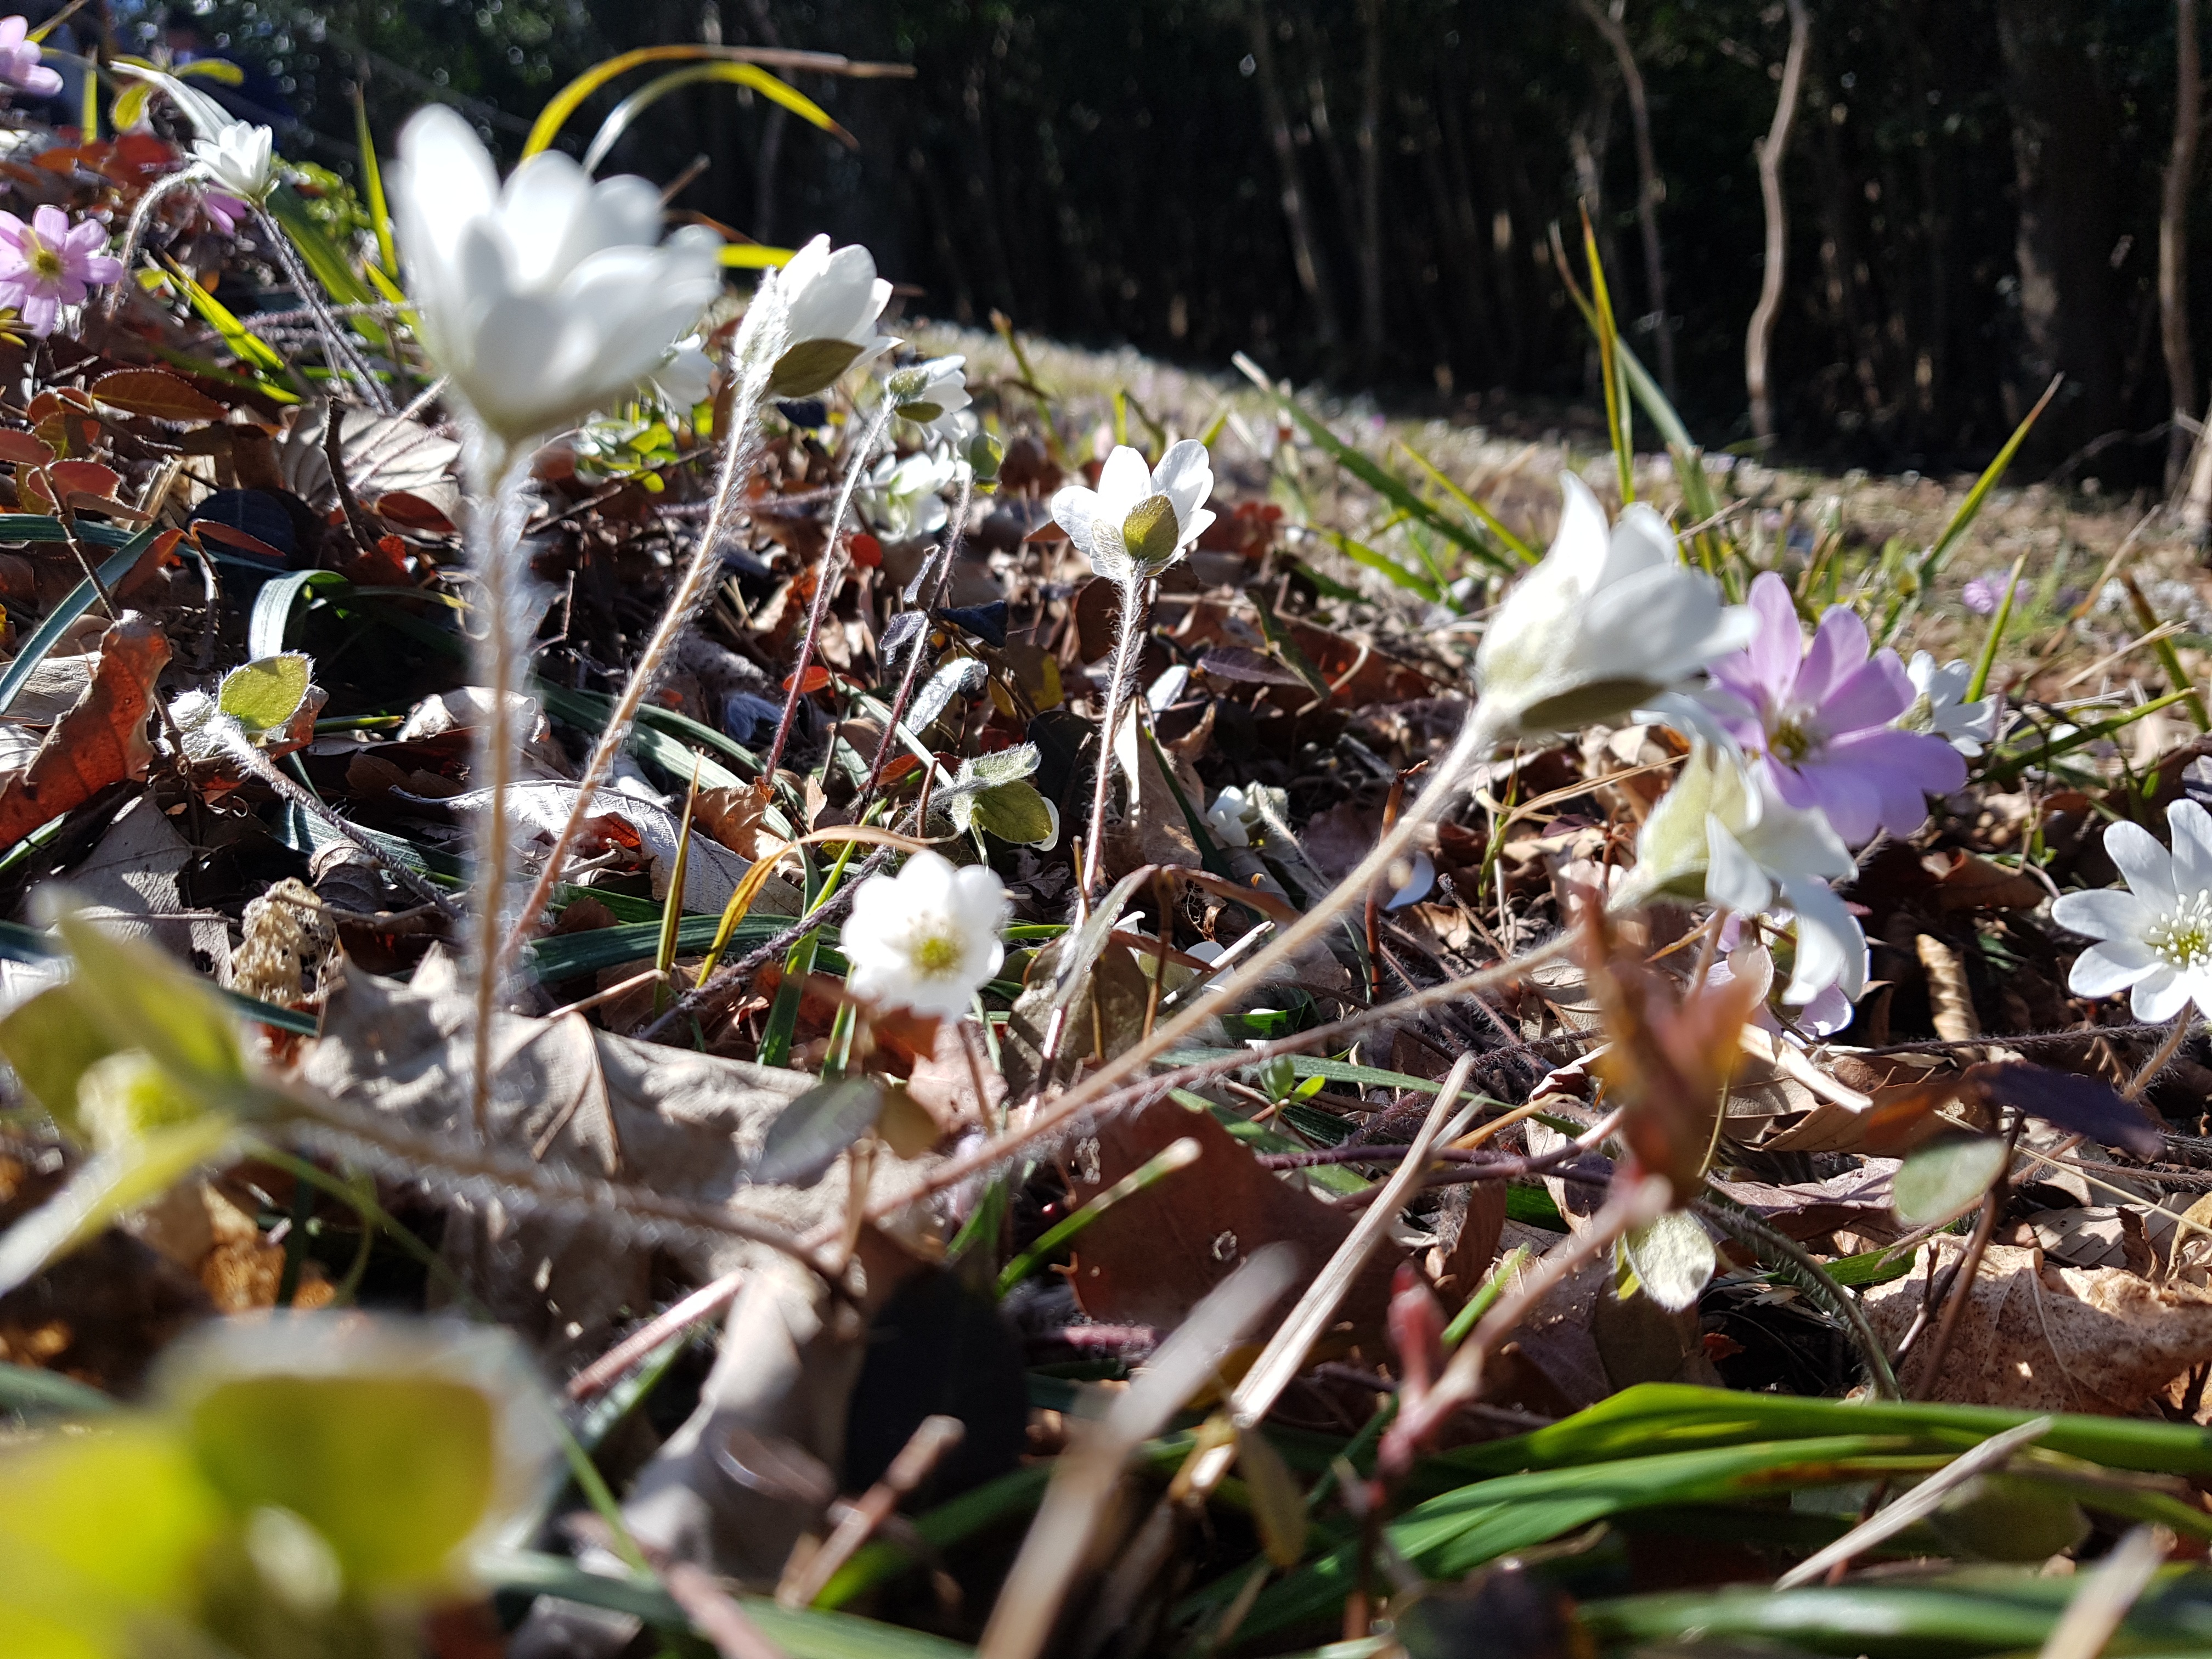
2164, 0, 2202, 485
1575, 0, 1674, 397
742, 0, 787, 243
1247, 0, 1341, 348
1746, 0, 1812, 447
1356, 0, 1387, 375
1994, 0, 2123, 468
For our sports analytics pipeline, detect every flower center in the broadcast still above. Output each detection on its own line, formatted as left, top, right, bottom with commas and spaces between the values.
22, 232, 61, 284
910, 929, 964, 978
2148, 894, 2212, 970
1767, 707, 1823, 764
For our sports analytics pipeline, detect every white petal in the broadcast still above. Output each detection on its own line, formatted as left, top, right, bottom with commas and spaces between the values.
2131, 966, 2194, 1022
2170, 799, 2212, 899
1549, 473, 1610, 588
2050, 887, 2157, 944
2106, 819, 2180, 907
1776, 876, 1864, 1004
1093, 445, 1153, 518
1601, 502, 1676, 582
2068, 939, 2162, 998
1704, 817, 1778, 916
1151, 438, 1215, 531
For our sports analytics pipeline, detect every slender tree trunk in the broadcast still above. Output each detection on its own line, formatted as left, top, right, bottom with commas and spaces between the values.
2164, 0, 2202, 485
1356, 0, 1387, 375
1248, 0, 1341, 348
743, 0, 786, 242
1747, 0, 1812, 446
1575, 0, 1674, 396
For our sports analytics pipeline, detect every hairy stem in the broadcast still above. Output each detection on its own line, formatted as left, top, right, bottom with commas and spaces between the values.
1080, 574, 1152, 910
760, 397, 898, 785
104, 172, 200, 319
500, 321, 783, 967
851, 471, 976, 821
462, 436, 537, 1145
253, 205, 394, 413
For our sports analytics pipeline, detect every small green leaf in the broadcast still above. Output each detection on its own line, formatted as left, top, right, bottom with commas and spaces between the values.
770, 338, 866, 400
1894, 1135, 2010, 1226
53, 906, 249, 1096
1620, 1211, 1718, 1313
0, 983, 121, 1130
1930, 1473, 2089, 1562
968, 780, 1056, 846
217, 652, 313, 735
753, 1077, 885, 1188
961, 742, 1041, 789
74, 1052, 208, 1152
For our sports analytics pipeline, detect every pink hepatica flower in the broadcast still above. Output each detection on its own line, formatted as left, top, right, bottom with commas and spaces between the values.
0, 17, 61, 98
1711, 572, 1965, 846
0, 205, 123, 336
201, 191, 248, 237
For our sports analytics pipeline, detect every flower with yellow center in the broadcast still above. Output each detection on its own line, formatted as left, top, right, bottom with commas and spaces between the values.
2052, 799, 2212, 1023
0, 204, 122, 337
1049, 440, 1216, 584
838, 850, 1009, 1020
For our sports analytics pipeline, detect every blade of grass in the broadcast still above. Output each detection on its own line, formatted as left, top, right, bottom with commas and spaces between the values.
995, 1135, 1200, 1297
1394, 441, 1538, 563
1965, 550, 2029, 703
652, 765, 701, 1015
1915, 373, 2063, 588
581, 62, 841, 172
2121, 573, 2212, 731
1983, 689, 2195, 784
1580, 207, 1634, 505
525, 44, 861, 156
1232, 352, 1517, 572
1318, 526, 1442, 602
0, 527, 157, 714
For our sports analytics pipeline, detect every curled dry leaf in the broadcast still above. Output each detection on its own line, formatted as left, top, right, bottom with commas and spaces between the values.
0, 612, 168, 848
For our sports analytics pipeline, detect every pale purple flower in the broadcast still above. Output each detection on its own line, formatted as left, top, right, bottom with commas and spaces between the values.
201, 190, 247, 238
0, 206, 121, 336
1706, 912, 1858, 1042
0, 16, 61, 99
1709, 572, 1966, 846
1961, 576, 2000, 615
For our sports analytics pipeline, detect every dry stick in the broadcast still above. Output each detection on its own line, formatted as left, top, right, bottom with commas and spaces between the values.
777, 1414, 964, 1609
1771, 1415, 2055, 1590
501, 324, 783, 967
1378, 1174, 1671, 1476
759, 399, 898, 786
835, 707, 1508, 1238
2036, 1523, 2171, 1659
663, 1563, 793, 1659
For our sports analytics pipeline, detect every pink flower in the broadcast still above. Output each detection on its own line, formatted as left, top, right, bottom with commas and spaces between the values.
0, 16, 60, 98
0, 205, 123, 336
201, 190, 247, 237
1709, 572, 1966, 845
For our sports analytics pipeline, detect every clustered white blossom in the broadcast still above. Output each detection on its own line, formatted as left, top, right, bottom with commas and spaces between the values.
2051, 801, 2212, 1023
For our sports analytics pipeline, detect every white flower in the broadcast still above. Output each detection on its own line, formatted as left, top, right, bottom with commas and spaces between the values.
191, 121, 277, 205
1472, 475, 1754, 746
648, 336, 715, 411
839, 850, 1008, 1019
769, 234, 898, 398
887, 354, 970, 437
1616, 742, 1866, 1007
2051, 800, 2212, 1022
1899, 651, 1997, 757
389, 106, 725, 449
862, 447, 956, 541
1707, 913, 1857, 1042
1203, 786, 1254, 848
1050, 439, 1216, 583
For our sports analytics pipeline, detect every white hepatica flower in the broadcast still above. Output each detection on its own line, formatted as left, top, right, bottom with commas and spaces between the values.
863, 447, 956, 541
648, 335, 715, 411
887, 354, 970, 437
2051, 800, 2212, 1022
1050, 439, 1216, 583
1203, 786, 1254, 848
769, 234, 898, 398
191, 121, 277, 205
839, 850, 1009, 1019
1616, 741, 1866, 1006
389, 106, 724, 449
1899, 651, 1997, 757
1473, 475, 1754, 747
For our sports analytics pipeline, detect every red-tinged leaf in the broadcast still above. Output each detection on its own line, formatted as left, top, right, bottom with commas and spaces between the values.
191, 518, 289, 565
374, 490, 456, 534
91, 369, 226, 425
0, 615, 170, 846
877, 753, 923, 786
26, 389, 94, 421
0, 430, 53, 467
782, 665, 832, 695
848, 531, 882, 569
21, 460, 121, 514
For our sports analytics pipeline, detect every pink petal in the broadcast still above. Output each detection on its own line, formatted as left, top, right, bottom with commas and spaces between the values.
1740, 572, 1803, 697
29, 204, 66, 242
1795, 604, 1872, 706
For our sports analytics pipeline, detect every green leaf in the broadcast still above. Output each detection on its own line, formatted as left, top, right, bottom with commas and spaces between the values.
249, 568, 350, 661
1620, 1211, 1718, 1312
53, 908, 249, 1096
185, 1372, 499, 1590
966, 780, 1056, 846
771, 338, 868, 400
0, 983, 121, 1127
753, 1078, 884, 1188
217, 653, 313, 735
1894, 1134, 2008, 1226
0, 1115, 240, 1297
0, 1359, 116, 1418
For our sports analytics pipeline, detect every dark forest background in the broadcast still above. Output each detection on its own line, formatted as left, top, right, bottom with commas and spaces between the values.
126, 0, 2212, 483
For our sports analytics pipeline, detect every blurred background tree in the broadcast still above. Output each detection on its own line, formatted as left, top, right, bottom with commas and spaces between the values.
106, 0, 2208, 483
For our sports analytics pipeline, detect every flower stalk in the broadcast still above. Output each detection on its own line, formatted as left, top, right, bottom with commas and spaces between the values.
1080, 572, 1153, 906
